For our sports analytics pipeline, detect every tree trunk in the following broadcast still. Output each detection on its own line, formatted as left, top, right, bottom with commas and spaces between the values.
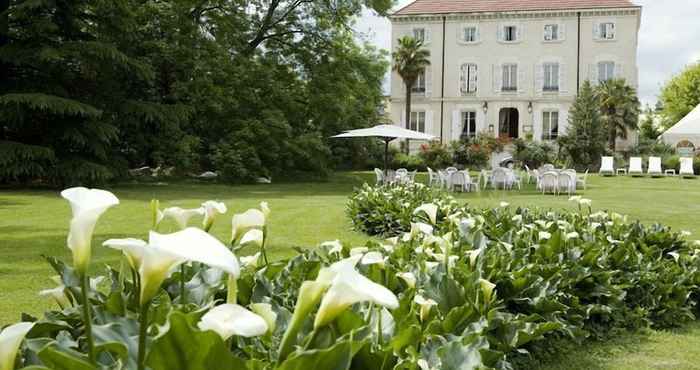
404, 81, 412, 154
608, 120, 617, 152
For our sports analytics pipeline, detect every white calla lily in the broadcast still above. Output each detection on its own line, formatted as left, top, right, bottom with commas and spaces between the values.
239, 229, 264, 248
479, 278, 497, 304
538, 231, 552, 240
231, 209, 266, 243
201, 201, 227, 231
103, 238, 148, 270
198, 304, 268, 340
499, 201, 510, 208
0, 322, 34, 370
579, 198, 592, 207
314, 256, 399, 328
361, 251, 386, 268
250, 303, 277, 334
410, 222, 433, 237
458, 218, 476, 236
414, 203, 438, 224
397, 272, 416, 289
61, 187, 119, 274
39, 285, 70, 309
105, 228, 240, 305
349, 247, 368, 256
413, 294, 437, 322
240, 252, 262, 269
565, 231, 580, 240
321, 240, 343, 255
162, 207, 204, 230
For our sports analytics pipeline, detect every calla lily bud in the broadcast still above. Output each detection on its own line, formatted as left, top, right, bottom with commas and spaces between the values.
0, 322, 34, 370
239, 229, 264, 248
39, 285, 71, 309
61, 187, 120, 275
202, 201, 227, 232
413, 294, 437, 322
479, 278, 496, 304
231, 209, 266, 243
250, 303, 277, 334
397, 272, 416, 289
314, 257, 398, 328
414, 203, 438, 225
151, 199, 163, 229
198, 304, 268, 340
162, 207, 204, 230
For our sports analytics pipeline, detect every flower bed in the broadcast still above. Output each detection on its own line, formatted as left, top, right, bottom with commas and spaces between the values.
2, 186, 699, 370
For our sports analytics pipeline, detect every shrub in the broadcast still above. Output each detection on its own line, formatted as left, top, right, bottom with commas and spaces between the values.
451, 139, 491, 169
627, 138, 675, 157
512, 138, 556, 169
663, 154, 680, 172
392, 153, 426, 171
418, 141, 453, 169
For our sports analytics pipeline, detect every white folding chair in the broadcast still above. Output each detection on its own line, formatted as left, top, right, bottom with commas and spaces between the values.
599, 156, 614, 176
647, 157, 662, 177
628, 157, 643, 176
680, 157, 695, 178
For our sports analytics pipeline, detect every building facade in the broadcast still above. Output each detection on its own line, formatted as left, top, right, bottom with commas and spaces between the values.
389, 0, 641, 152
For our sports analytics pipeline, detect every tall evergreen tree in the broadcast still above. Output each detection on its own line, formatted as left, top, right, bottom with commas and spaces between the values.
558, 81, 607, 169
598, 78, 640, 151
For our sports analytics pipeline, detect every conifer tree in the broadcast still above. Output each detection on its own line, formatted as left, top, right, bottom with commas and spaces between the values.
558, 81, 608, 169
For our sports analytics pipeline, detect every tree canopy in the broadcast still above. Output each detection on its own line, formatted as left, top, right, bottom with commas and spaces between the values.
0, 0, 390, 186
659, 62, 700, 130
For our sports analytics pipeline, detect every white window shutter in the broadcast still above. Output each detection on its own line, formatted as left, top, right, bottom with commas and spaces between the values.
493, 64, 502, 93
469, 65, 478, 93
425, 28, 432, 44
593, 21, 601, 40
543, 25, 548, 41
457, 25, 464, 42
559, 23, 566, 40
535, 64, 544, 95
475, 26, 480, 42
425, 67, 432, 97
497, 25, 503, 41
401, 109, 407, 129
615, 63, 624, 79
459, 65, 467, 95
426, 110, 433, 134
609, 23, 616, 39
452, 110, 461, 140
560, 63, 568, 93
516, 24, 523, 41
517, 63, 524, 93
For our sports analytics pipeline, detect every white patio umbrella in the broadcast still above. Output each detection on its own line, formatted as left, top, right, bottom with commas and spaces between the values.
331, 124, 436, 172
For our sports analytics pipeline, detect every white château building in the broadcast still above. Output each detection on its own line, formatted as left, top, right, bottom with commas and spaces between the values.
389, 0, 641, 152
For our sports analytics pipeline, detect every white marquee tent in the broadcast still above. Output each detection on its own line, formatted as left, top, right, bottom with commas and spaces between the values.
661, 104, 700, 148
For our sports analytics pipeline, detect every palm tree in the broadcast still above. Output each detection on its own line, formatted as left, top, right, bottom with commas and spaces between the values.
597, 79, 640, 151
392, 36, 430, 151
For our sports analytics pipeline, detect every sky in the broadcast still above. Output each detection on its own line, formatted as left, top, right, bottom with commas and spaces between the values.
354, 0, 700, 107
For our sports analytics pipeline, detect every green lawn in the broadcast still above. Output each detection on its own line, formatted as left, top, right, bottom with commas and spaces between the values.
2, 172, 700, 369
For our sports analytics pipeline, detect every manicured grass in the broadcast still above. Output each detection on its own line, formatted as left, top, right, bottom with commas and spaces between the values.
2, 172, 700, 369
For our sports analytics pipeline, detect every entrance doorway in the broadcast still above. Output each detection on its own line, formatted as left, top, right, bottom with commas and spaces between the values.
498, 108, 519, 139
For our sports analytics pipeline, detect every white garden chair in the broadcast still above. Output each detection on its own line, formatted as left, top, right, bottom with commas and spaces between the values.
524, 165, 532, 184
479, 169, 491, 190
576, 169, 589, 190
438, 170, 450, 189
542, 163, 555, 172
558, 171, 576, 196
540, 171, 559, 194
451, 171, 478, 192
628, 157, 643, 176
491, 168, 510, 190
407, 170, 417, 183
647, 157, 662, 177
374, 168, 385, 185
427, 167, 440, 187
532, 169, 542, 189
600, 156, 615, 176
680, 157, 695, 178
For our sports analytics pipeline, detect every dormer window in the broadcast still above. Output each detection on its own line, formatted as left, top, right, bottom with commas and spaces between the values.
544, 24, 559, 41
504, 26, 517, 42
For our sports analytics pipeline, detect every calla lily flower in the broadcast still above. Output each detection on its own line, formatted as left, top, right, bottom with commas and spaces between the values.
349, 247, 368, 256
240, 252, 262, 269
162, 207, 204, 230
321, 240, 343, 255
499, 201, 510, 208
198, 304, 268, 340
414, 203, 438, 224
458, 218, 475, 236
239, 229, 264, 248
479, 278, 497, 304
397, 272, 416, 289
250, 303, 277, 334
0, 322, 34, 370
202, 201, 227, 231
39, 285, 70, 309
231, 209, 266, 243
360, 251, 386, 268
413, 294, 437, 322
61, 187, 120, 274
105, 228, 240, 305
579, 198, 592, 207
407, 222, 433, 240
538, 231, 552, 240
313, 256, 399, 328
568, 196, 582, 202
565, 231, 580, 240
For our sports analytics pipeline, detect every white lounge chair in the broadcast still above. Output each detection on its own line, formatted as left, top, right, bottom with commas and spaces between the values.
680, 157, 695, 178
628, 157, 643, 176
576, 169, 589, 190
647, 157, 662, 177
600, 156, 615, 176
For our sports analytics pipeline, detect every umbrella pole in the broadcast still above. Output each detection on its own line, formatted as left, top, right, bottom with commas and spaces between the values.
384, 139, 389, 174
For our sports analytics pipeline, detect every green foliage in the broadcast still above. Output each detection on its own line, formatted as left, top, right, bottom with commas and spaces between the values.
392, 153, 426, 171
638, 105, 662, 140
660, 62, 700, 129
512, 139, 556, 169
1, 0, 387, 186
451, 136, 497, 170
418, 142, 453, 169
598, 79, 641, 151
627, 138, 674, 158
557, 81, 608, 170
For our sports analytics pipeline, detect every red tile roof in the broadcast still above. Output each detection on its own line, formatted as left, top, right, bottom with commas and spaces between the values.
393, 0, 639, 15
